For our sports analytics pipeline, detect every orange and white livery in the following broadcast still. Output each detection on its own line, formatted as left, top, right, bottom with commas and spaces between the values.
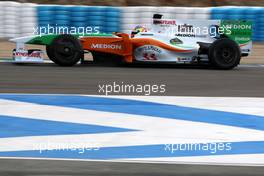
10, 14, 253, 69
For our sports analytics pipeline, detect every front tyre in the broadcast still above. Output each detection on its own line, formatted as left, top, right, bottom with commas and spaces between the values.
48, 34, 83, 66
209, 38, 241, 70
46, 45, 55, 63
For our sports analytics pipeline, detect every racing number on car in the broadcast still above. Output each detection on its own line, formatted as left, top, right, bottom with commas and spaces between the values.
143, 53, 157, 60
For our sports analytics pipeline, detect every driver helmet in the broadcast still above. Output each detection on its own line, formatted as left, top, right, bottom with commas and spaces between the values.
131, 25, 147, 37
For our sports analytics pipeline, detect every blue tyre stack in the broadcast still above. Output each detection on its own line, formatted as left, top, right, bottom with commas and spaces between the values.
54, 6, 70, 30
258, 8, 264, 41
37, 5, 56, 34
211, 7, 226, 20
86, 7, 106, 33
37, 5, 122, 35
70, 6, 88, 29
225, 8, 244, 20
104, 7, 121, 33
244, 8, 258, 41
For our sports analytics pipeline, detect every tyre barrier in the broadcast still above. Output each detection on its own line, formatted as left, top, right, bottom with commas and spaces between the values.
0, 8, 3, 38
37, 5, 56, 34
1, 1, 21, 38
20, 3, 38, 36
0, 2, 264, 41
36, 5, 121, 35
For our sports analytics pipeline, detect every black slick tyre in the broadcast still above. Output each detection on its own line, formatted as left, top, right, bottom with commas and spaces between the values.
47, 34, 83, 66
209, 38, 241, 70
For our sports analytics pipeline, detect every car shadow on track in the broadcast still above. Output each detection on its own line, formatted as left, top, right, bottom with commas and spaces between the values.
5, 61, 239, 71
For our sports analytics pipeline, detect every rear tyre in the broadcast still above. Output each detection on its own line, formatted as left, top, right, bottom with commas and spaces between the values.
209, 38, 241, 70
48, 34, 83, 66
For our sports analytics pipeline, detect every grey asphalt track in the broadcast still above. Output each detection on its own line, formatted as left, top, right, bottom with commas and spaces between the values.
0, 62, 264, 97
0, 158, 264, 176
1, 62, 264, 175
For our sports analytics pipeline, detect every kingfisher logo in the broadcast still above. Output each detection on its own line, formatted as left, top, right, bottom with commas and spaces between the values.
91, 44, 122, 50
14, 50, 42, 58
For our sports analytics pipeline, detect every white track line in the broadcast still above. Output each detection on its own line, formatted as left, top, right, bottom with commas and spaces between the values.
103, 96, 264, 117
1, 98, 264, 152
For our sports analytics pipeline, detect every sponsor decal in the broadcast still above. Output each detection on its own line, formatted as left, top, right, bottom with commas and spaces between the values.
177, 24, 194, 33
137, 45, 162, 54
232, 24, 251, 30
177, 57, 192, 62
241, 49, 250, 52
224, 21, 252, 30
143, 53, 157, 60
154, 19, 176, 25
170, 38, 183, 45
14, 50, 42, 58
221, 20, 252, 45
235, 37, 251, 41
135, 45, 162, 61
91, 44, 122, 50
175, 33, 195, 37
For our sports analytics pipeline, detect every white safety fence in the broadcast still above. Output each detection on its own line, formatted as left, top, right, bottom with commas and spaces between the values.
0, 1, 37, 38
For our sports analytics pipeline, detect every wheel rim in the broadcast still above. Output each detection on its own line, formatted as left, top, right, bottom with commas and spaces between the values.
216, 47, 236, 64
56, 38, 76, 60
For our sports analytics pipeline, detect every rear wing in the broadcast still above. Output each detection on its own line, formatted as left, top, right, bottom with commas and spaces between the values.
221, 20, 252, 55
152, 14, 252, 55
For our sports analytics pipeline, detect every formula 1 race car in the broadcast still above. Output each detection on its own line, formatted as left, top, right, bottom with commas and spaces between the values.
10, 14, 252, 69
